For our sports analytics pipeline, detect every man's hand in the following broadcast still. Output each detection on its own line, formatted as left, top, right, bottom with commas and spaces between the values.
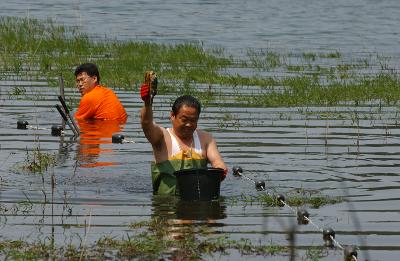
221, 168, 228, 181
142, 70, 157, 105
140, 83, 151, 104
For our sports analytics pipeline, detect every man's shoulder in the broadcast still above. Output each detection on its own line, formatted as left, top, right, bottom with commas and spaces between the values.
160, 126, 168, 135
84, 85, 112, 99
96, 85, 112, 93
196, 128, 210, 135
81, 88, 98, 101
196, 129, 213, 141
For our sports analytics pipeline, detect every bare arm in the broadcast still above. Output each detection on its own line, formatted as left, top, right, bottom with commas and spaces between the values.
140, 103, 164, 146
206, 134, 226, 170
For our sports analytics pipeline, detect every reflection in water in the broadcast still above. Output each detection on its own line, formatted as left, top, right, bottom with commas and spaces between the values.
175, 200, 227, 221
151, 196, 227, 258
152, 195, 227, 221
152, 195, 226, 243
76, 119, 126, 168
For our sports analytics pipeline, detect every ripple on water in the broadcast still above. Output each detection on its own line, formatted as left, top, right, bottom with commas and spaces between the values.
1, 85, 400, 260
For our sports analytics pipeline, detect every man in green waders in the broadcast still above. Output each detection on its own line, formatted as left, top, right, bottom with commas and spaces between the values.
140, 73, 227, 195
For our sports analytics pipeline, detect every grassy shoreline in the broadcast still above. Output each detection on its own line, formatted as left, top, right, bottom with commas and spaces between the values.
1, 16, 399, 108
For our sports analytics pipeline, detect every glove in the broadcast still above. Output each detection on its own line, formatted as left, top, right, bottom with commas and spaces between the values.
220, 168, 228, 181
142, 71, 157, 105
140, 83, 150, 103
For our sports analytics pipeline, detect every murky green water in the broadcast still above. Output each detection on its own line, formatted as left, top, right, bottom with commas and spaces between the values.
1, 0, 400, 259
1, 80, 400, 260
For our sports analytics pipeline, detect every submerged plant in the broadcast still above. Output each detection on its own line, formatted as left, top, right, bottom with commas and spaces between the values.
0, 215, 290, 260
227, 189, 342, 209
302, 246, 328, 261
7, 86, 26, 99
13, 146, 56, 174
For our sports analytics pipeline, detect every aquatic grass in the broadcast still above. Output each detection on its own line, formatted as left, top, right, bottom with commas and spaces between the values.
284, 188, 343, 208
246, 48, 282, 70
217, 113, 241, 129
1, 16, 399, 108
228, 190, 342, 208
319, 50, 341, 59
0, 240, 84, 260
12, 146, 56, 174
0, 215, 290, 260
237, 72, 400, 107
199, 236, 288, 256
126, 217, 290, 259
0, 16, 231, 94
303, 52, 317, 61
0, 240, 54, 260
0, 200, 34, 218
7, 86, 26, 99
96, 233, 173, 260
303, 247, 328, 261
0, 231, 326, 260
218, 74, 280, 87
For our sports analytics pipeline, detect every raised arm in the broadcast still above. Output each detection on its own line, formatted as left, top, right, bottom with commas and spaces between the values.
140, 101, 164, 145
140, 74, 164, 147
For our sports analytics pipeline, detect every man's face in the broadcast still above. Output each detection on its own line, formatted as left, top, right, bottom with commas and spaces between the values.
76, 72, 97, 96
171, 105, 199, 140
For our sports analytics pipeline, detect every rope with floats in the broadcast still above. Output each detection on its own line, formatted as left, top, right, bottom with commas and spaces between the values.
16, 121, 134, 143
16, 95, 80, 137
232, 166, 358, 261
17, 120, 67, 137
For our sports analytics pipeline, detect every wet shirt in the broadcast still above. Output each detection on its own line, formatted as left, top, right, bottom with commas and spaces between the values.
151, 129, 207, 195
74, 85, 127, 121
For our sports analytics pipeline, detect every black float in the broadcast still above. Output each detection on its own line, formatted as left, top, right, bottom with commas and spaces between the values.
51, 125, 63, 136
112, 134, 125, 144
276, 194, 286, 207
232, 166, 243, 177
323, 227, 336, 247
297, 209, 310, 225
17, 120, 29, 130
344, 245, 358, 261
255, 180, 265, 191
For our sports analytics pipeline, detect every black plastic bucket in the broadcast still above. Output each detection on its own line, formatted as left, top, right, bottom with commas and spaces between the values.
174, 168, 223, 201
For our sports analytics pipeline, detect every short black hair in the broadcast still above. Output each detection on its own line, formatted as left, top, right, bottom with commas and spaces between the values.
74, 63, 100, 83
172, 95, 201, 116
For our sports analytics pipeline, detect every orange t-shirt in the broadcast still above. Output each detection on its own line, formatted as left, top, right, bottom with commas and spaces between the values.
74, 85, 127, 121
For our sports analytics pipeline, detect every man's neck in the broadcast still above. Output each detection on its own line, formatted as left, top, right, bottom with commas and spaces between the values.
172, 128, 193, 145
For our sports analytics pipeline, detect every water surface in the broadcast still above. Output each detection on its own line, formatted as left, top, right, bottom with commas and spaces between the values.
1, 0, 400, 259
1, 81, 400, 260
1, 0, 400, 56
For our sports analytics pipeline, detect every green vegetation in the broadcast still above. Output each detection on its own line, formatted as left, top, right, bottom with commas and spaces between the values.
1, 16, 399, 108
0, 16, 387, 261
303, 247, 328, 261
0, 217, 289, 260
0, 16, 230, 92
228, 188, 342, 209
12, 145, 56, 174
284, 188, 343, 208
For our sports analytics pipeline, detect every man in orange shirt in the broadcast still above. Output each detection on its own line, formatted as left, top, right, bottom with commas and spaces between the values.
74, 63, 127, 121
